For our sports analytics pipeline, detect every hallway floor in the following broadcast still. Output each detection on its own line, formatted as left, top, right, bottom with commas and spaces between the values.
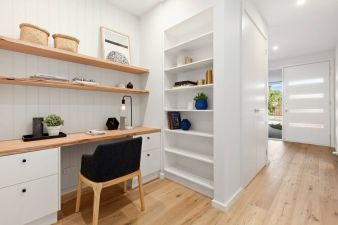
57, 141, 338, 225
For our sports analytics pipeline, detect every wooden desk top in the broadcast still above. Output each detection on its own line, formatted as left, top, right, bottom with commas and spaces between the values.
0, 127, 161, 157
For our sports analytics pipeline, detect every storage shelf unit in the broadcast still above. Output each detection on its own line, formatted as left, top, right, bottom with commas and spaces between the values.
164, 58, 213, 74
164, 32, 213, 55
0, 76, 149, 94
165, 84, 213, 92
0, 36, 148, 74
165, 167, 213, 190
165, 109, 213, 112
163, 8, 214, 197
165, 147, 213, 164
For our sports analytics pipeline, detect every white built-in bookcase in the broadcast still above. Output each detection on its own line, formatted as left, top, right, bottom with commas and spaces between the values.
163, 8, 214, 197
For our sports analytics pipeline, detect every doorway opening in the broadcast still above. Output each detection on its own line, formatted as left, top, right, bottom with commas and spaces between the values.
268, 70, 283, 140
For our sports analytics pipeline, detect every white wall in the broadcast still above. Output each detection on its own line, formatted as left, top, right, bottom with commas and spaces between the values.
335, 42, 338, 150
0, 0, 145, 193
269, 69, 282, 82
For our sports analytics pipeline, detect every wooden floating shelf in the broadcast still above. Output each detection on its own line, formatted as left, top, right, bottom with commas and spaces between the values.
0, 36, 149, 75
0, 76, 149, 94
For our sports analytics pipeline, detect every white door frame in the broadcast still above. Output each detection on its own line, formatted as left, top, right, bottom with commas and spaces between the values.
280, 59, 335, 147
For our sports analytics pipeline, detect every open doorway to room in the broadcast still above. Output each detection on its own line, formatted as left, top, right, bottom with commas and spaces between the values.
268, 69, 283, 140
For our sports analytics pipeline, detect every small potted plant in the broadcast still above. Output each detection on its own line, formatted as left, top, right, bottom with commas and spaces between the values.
44, 114, 64, 136
194, 92, 208, 110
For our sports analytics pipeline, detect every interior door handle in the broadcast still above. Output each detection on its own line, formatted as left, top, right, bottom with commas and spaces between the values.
254, 108, 265, 113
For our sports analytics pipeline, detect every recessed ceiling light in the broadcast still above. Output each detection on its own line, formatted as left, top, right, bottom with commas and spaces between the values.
296, 0, 306, 6
272, 45, 279, 51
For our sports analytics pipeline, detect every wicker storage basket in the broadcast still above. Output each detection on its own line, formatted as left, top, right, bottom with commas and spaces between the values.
52, 34, 80, 53
19, 23, 50, 46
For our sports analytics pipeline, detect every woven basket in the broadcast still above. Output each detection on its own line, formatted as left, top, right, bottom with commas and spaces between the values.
52, 34, 80, 53
19, 23, 50, 46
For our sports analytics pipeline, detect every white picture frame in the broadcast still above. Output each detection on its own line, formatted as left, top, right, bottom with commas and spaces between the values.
100, 26, 131, 64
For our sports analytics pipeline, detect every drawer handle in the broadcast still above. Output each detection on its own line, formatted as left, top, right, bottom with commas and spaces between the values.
22, 159, 27, 163
22, 188, 26, 193
147, 154, 150, 157
147, 136, 150, 140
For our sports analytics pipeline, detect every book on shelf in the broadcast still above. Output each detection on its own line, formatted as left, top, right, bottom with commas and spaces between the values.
167, 111, 181, 129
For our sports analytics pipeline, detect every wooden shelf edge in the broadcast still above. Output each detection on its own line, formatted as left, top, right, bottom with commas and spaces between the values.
0, 36, 149, 75
0, 76, 149, 94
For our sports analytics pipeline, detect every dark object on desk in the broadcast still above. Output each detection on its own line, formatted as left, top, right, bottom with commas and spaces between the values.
33, 117, 44, 137
22, 132, 67, 142
106, 117, 119, 130
126, 82, 134, 89
174, 80, 197, 87
167, 111, 181, 129
76, 137, 145, 225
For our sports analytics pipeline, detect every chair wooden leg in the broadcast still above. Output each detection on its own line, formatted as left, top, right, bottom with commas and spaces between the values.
75, 176, 82, 213
137, 173, 145, 211
92, 183, 102, 225
123, 181, 127, 193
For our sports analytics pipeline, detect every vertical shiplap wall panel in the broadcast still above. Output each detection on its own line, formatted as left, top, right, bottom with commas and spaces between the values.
0, 0, 143, 192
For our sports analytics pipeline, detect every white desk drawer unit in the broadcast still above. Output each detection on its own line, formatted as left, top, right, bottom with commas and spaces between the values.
137, 133, 161, 152
130, 133, 161, 188
0, 148, 59, 189
0, 148, 60, 225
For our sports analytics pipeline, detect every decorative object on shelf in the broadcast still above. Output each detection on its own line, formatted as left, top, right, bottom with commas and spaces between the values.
19, 23, 50, 46
184, 56, 193, 64
187, 101, 194, 110
194, 92, 208, 110
197, 79, 205, 85
167, 111, 181, 129
117, 83, 125, 88
176, 55, 185, 66
72, 77, 98, 86
121, 95, 133, 129
120, 116, 126, 130
22, 132, 67, 142
101, 26, 131, 64
52, 34, 80, 53
126, 82, 134, 89
43, 114, 64, 136
86, 129, 106, 135
180, 119, 191, 130
174, 80, 197, 88
30, 74, 69, 82
33, 117, 44, 137
106, 117, 119, 130
206, 69, 213, 84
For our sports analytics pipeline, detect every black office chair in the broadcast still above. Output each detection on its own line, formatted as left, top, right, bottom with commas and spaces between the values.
75, 137, 144, 225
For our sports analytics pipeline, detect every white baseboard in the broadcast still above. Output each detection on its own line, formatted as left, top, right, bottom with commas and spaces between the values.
212, 188, 243, 212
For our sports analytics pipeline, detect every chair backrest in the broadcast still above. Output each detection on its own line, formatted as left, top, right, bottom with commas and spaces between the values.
81, 137, 142, 182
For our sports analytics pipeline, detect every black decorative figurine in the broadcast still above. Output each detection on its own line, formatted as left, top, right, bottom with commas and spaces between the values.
106, 117, 119, 130
126, 82, 133, 89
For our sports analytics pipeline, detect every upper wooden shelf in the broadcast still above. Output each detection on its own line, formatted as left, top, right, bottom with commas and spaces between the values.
0, 76, 149, 94
0, 36, 149, 75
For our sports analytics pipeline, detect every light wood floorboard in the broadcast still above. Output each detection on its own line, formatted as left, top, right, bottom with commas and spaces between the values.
56, 141, 338, 225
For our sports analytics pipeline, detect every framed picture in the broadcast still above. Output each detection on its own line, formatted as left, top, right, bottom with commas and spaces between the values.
167, 112, 181, 129
100, 26, 131, 64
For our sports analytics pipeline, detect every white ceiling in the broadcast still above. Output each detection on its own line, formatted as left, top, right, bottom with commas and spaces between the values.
108, 0, 163, 16
251, 0, 338, 62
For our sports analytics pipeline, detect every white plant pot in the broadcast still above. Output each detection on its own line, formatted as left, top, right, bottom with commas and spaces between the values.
46, 125, 62, 136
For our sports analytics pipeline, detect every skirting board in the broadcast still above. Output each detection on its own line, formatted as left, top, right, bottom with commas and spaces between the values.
212, 188, 243, 212
26, 212, 58, 225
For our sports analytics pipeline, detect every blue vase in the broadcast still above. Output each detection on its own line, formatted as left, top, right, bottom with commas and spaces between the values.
195, 99, 208, 110
180, 119, 191, 130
